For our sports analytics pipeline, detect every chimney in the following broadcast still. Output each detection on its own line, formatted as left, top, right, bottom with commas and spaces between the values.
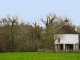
64, 19, 69, 25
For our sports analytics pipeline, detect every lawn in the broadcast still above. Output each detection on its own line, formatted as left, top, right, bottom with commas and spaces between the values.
0, 52, 80, 60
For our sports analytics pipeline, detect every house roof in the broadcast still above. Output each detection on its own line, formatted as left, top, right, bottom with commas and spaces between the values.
57, 20, 78, 34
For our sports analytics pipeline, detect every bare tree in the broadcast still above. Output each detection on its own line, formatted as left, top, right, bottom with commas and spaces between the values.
0, 15, 19, 52
41, 14, 64, 51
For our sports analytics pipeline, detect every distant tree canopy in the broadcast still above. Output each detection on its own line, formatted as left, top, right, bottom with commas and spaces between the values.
0, 14, 79, 52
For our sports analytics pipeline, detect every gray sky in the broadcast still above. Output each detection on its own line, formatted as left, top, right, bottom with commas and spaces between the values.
0, 0, 80, 26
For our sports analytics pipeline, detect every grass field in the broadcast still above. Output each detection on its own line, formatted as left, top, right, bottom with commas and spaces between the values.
0, 52, 80, 60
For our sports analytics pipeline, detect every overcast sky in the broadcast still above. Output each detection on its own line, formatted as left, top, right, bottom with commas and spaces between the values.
0, 0, 80, 26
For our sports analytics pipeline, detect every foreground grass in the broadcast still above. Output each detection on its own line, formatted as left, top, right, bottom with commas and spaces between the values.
0, 52, 80, 60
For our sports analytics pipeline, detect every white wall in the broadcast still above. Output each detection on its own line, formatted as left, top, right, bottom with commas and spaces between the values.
55, 34, 79, 44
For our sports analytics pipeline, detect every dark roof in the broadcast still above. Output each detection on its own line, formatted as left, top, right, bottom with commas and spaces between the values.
57, 25, 78, 34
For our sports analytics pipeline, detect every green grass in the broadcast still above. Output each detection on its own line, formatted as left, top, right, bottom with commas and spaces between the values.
0, 52, 80, 60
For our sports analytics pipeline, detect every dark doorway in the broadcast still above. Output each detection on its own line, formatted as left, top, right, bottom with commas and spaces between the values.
59, 44, 63, 50
65, 44, 73, 51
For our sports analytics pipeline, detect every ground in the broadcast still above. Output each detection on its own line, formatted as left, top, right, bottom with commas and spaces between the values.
0, 52, 80, 60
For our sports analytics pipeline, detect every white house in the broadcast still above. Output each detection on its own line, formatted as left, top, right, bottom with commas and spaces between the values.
54, 20, 79, 51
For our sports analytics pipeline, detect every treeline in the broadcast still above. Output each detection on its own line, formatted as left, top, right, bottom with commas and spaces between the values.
0, 14, 80, 52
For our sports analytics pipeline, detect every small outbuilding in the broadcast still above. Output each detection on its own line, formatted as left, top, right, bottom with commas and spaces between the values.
55, 20, 79, 51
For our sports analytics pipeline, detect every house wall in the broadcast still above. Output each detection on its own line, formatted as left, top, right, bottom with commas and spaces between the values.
55, 34, 79, 44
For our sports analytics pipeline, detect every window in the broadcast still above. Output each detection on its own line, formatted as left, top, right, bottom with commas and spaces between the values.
58, 38, 60, 43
